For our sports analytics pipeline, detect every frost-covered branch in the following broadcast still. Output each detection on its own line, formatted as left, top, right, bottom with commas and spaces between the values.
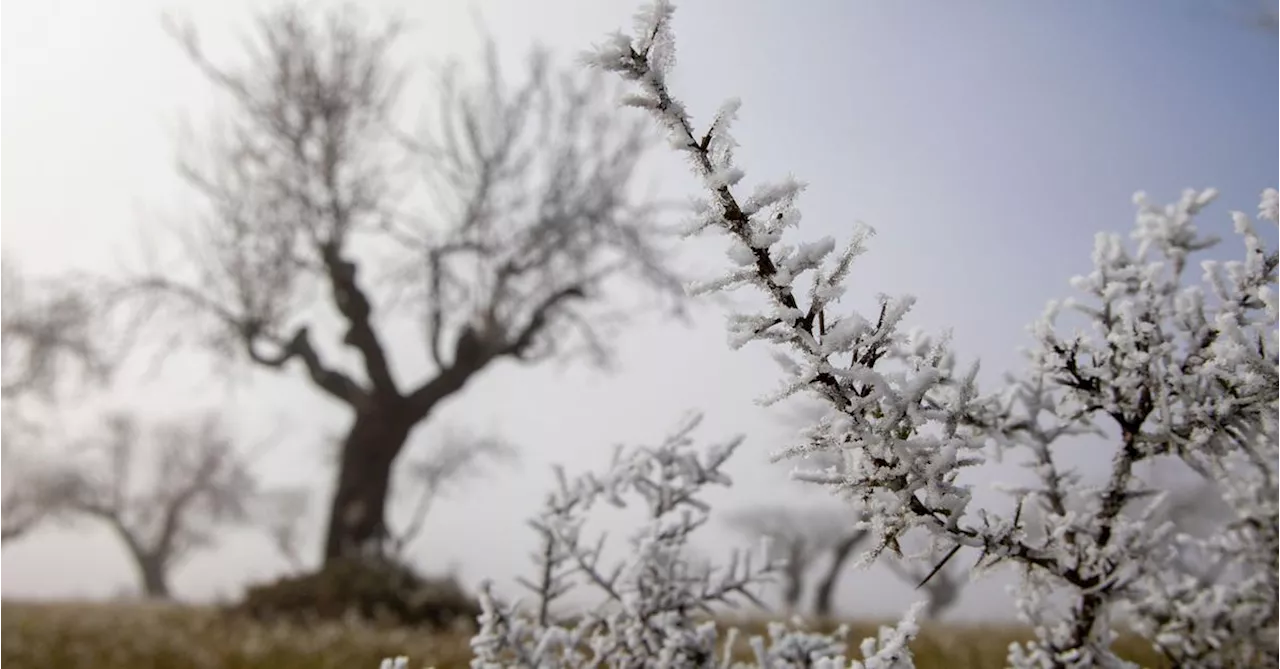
469, 414, 924, 668
585, 3, 1278, 667
389, 2, 1274, 667
585, 1, 1026, 567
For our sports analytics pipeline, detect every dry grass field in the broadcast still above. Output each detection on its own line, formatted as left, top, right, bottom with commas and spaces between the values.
0, 600, 1173, 668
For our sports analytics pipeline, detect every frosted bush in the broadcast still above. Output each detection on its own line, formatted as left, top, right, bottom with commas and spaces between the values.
580, 2, 1276, 667
381, 2, 1275, 667
469, 413, 925, 668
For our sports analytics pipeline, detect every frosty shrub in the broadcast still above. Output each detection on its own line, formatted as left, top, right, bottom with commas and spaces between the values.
579, 2, 1277, 668
380, 2, 1276, 667
467, 413, 924, 668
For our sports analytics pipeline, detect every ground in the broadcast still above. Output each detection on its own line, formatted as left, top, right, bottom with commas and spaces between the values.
1, 600, 1170, 668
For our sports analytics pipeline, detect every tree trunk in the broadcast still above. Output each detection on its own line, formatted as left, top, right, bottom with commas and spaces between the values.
323, 409, 414, 563
114, 522, 172, 600
782, 542, 806, 614
138, 556, 171, 599
813, 529, 867, 619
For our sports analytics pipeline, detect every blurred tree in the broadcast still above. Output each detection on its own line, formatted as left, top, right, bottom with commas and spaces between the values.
0, 442, 63, 547
255, 426, 515, 571
51, 412, 256, 599
1, 259, 106, 404
118, 4, 683, 566
723, 503, 868, 618
1, 258, 109, 543
750, 397, 971, 620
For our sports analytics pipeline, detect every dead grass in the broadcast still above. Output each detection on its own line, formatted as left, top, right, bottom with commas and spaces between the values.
1, 600, 1170, 668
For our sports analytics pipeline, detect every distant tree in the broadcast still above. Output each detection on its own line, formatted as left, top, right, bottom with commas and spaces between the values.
1, 259, 106, 403
773, 401, 962, 621
1, 259, 110, 544
811, 516, 871, 620
121, 3, 683, 567
52, 412, 256, 599
0, 442, 64, 547
757, 401, 874, 619
723, 503, 856, 615
734, 504, 870, 619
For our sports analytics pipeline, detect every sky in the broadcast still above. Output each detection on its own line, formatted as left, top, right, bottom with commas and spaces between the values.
1, 0, 1276, 621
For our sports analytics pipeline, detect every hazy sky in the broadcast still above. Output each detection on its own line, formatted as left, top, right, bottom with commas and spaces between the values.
2, 0, 1276, 621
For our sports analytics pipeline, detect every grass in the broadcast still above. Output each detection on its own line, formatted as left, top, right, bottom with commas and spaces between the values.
1, 600, 1172, 668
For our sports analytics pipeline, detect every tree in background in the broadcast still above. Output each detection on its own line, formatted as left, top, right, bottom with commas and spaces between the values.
257, 426, 516, 571
724, 500, 964, 621
723, 503, 865, 617
1, 260, 106, 404
119, 4, 684, 567
51, 412, 256, 599
1, 259, 111, 543
755, 402, 878, 620
0, 442, 65, 547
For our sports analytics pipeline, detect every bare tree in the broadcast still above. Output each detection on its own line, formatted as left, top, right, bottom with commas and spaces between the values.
0, 442, 65, 547
724, 505, 822, 614
1, 259, 112, 543
732, 501, 962, 624
254, 426, 515, 573
2, 259, 107, 403
747, 401, 965, 622
53, 412, 256, 598
121, 4, 682, 566
723, 503, 866, 617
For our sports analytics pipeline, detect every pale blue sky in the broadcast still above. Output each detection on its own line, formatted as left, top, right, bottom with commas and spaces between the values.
2, 0, 1276, 621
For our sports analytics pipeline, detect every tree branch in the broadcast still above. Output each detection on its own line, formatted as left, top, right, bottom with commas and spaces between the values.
318, 242, 399, 398
503, 285, 587, 359
245, 325, 368, 408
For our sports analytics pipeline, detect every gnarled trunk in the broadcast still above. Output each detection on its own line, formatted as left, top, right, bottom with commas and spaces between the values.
813, 529, 867, 619
323, 409, 414, 563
